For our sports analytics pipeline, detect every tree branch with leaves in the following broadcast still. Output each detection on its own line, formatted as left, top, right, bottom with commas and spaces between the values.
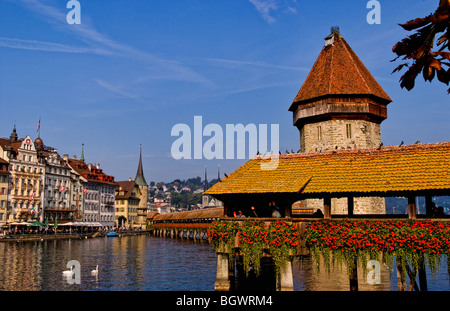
392, 0, 450, 93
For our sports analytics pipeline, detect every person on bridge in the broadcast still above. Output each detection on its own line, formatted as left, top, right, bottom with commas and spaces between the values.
270, 201, 281, 218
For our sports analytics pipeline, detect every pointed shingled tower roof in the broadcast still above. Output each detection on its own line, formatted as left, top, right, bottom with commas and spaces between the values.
135, 144, 148, 187
289, 28, 392, 111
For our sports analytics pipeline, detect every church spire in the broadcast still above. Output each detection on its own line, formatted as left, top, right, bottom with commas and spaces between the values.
204, 165, 208, 191
135, 144, 148, 186
80, 143, 85, 162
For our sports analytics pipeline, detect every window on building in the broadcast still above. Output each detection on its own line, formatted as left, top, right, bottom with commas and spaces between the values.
317, 126, 323, 141
346, 124, 352, 139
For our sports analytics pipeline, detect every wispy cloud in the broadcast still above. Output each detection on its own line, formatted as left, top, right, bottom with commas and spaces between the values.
0, 37, 114, 55
248, 0, 298, 23
6, 0, 210, 85
201, 57, 309, 72
93, 79, 139, 100
13, 0, 134, 54
211, 82, 288, 97
249, 0, 278, 23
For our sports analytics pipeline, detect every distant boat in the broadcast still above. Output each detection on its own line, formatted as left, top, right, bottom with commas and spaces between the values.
106, 232, 118, 237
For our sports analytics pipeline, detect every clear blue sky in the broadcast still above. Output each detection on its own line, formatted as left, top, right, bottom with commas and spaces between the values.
1, 0, 448, 183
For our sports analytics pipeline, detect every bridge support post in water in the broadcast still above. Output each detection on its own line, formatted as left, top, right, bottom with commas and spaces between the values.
215, 253, 231, 291
276, 258, 294, 291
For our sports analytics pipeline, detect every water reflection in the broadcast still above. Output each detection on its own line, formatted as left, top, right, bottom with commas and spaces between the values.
292, 255, 450, 291
0, 236, 448, 291
0, 236, 217, 291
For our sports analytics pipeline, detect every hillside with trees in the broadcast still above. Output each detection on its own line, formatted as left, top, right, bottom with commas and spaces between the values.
148, 176, 220, 210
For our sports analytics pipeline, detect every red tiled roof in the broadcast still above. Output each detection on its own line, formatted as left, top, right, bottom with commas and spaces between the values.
0, 138, 9, 148
289, 31, 392, 111
205, 142, 450, 197
116, 180, 139, 200
146, 212, 160, 220
68, 158, 116, 185
0, 138, 23, 154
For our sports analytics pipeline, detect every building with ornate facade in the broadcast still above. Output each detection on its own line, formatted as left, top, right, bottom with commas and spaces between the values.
0, 128, 45, 222
115, 179, 140, 227
0, 158, 9, 225
67, 157, 116, 227
35, 137, 72, 223
63, 154, 85, 222
1, 128, 119, 227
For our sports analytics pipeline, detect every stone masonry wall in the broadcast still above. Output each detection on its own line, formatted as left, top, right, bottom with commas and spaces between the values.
300, 119, 381, 153
300, 119, 385, 215
304, 197, 386, 215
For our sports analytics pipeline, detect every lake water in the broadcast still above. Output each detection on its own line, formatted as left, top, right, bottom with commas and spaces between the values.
0, 235, 448, 291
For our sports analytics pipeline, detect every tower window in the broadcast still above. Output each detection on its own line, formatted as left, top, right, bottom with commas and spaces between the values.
317, 126, 323, 141
346, 124, 352, 139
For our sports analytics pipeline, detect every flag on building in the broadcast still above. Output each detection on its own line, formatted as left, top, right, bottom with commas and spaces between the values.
36, 118, 40, 134
60, 185, 65, 192
29, 193, 35, 200
83, 187, 87, 193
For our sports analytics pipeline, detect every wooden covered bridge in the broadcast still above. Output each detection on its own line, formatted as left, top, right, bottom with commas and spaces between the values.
204, 142, 450, 220
147, 207, 223, 240
145, 143, 449, 291
147, 142, 449, 232
202, 142, 449, 291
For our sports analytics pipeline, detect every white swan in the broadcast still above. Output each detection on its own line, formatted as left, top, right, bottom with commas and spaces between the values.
91, 265, 98, 276
62, 266, 73, 276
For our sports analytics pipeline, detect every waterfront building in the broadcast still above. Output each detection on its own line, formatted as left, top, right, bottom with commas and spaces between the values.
288, 28, 392, 214
134, 146, 148, 227
115, 179, 140, 227
0, 158, 9, 225
67, 156, 116, 227
63, 154, 85, 222
0, 128, 45, 222
35, 137, 72, 223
